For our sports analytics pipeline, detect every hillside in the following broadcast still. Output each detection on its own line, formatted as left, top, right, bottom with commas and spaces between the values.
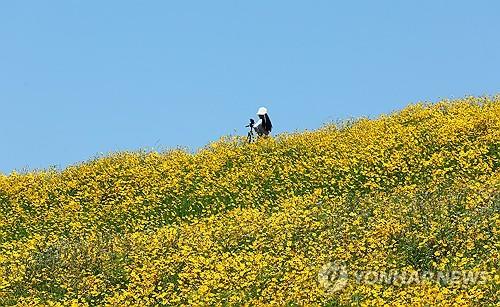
1, 96, 499, 306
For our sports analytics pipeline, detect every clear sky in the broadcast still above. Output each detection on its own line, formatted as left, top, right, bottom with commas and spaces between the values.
1, 1, 499, 173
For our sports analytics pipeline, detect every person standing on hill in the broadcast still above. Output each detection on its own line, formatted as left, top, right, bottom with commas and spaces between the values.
254, 107, 273, 136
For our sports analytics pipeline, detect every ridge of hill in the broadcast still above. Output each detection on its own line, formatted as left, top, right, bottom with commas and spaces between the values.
1, 96, 499, 306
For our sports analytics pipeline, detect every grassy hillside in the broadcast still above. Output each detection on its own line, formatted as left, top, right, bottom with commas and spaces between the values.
1, 96, 499, 306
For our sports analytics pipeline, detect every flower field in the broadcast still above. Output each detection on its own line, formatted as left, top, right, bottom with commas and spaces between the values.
1, 96, 499, 306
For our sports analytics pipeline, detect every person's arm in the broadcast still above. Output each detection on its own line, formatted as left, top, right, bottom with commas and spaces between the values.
252, 119, 264, 135
253, 118, 262, 128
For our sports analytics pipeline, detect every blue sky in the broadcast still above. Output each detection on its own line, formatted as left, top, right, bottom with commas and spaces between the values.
1, 1, 499, 173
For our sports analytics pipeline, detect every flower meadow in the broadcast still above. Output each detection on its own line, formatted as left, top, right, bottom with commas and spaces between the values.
1, 96, 499, 306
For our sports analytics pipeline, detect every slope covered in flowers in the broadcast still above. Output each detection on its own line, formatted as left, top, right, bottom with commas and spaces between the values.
0, 96, 499, 306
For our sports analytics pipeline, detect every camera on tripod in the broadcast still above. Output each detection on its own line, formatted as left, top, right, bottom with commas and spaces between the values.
245, 118, 255, 128
245, 119, 255, 143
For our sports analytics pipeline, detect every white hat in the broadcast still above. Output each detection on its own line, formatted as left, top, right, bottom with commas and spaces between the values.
257, 107, 268, 115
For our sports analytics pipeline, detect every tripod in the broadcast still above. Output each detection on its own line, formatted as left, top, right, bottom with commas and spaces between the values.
245, 119, 255, 143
